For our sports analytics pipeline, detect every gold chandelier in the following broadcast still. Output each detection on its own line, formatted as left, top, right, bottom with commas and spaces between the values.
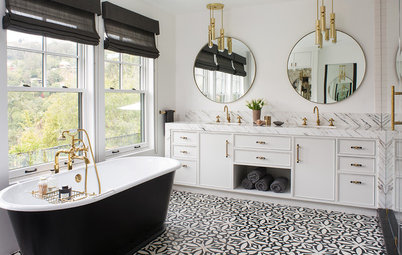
207, 3, 232, 54
315, 0, 337, 48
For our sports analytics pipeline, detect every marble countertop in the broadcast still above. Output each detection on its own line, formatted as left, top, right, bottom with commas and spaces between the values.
165, 122, 387, 139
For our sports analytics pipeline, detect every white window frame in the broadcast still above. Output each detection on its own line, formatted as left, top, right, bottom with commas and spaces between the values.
7, 33, 87, 181
103, 52, 154, 158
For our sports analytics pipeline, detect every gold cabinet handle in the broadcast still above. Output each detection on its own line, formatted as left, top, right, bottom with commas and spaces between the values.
225, 140, 229, 158
180, 136, 188, 140
256, 141, 266, 144
182, 164, 188, 168
256, 156, 266, 160
350, 146, 363, 150
180, 150, 188, 154
350, 180, 362, 185
351, 163, 363, 167
296, 144, 300, 163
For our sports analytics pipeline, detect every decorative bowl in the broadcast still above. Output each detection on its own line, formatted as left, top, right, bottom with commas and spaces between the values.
273, 121, 284, 127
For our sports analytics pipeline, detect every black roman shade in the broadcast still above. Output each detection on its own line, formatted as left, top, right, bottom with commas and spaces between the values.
217, 49, 235, 75
102, 1, 160, 59
194, 44, 218, 71
3, 0, 101, 45
232, 53, 247, 77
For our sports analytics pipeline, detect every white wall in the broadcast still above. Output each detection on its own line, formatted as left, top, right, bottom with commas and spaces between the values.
175, 0, 378, 119
0, 0, 19, 254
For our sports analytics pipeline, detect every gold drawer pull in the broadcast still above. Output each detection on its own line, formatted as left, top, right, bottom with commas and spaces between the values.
180, 150, 188, 154
296, 144, 300, 163
256, 141, 266, 144
351, 163, 363, 167
256, 156, 266, 160
225, 140, 229, 158
180, 136, 188, 140
350, 181, 362, 184
350, 146, 363, 150
182, 164, 188, 168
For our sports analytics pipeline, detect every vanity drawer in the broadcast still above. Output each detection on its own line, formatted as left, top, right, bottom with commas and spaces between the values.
173, 146, 197, 159
174, 160, 197, 185
235, 135, 291, 151
173, 132, 198, 146
338, 139, 375, 156
234, 149, 291, 167
338, 156, 375, 174
338, 174, 375, 207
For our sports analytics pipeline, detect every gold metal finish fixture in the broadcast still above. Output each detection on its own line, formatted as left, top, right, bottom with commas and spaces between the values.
32, 189, 95, 204
302, 117, 307, 126
224, 105, 231, 123
256, 141, 266, 145
180, 136, 188, 140
237, 115, 242, 124
182, 164, 188, 168
256, 156, 266, 160
75, 174, 82, 183
225, 140, 229, 158
351, 163, 363, 167
296, 144, 300, 163
315, 0, 337, 48
227, 37, 232, 55
391, 85, 402, 130
206, 3, 230, 52
350, 180, 362, 185
53, 129, 101, 197
328, 118, 335, 126
180, 150, 188, 154
350, 146, 363, 150
313, 106, 320, 126
216, 115, 221, 123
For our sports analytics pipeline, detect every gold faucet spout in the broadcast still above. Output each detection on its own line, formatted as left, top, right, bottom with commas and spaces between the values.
54, 149, 72, 173
313, 106, 320, 126
224, 105, 231, 123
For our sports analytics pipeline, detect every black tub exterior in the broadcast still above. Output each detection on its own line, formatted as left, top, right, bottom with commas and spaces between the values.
7, 172, 175, 255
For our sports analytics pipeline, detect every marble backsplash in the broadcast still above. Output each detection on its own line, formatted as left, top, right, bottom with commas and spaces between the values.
181, 110, 391, 130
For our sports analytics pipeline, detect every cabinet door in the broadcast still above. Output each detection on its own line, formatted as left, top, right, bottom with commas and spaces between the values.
200, 133, 233, 189
294, 138, 335, 201
294, 52, 312, 68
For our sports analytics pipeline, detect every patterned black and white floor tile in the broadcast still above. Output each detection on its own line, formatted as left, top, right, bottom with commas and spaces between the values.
136, 190, 385, 255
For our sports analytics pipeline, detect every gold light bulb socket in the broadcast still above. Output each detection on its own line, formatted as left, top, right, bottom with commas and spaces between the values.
320, 5, 326, 32
218, 28, 225, 52
227, 37, 232, 55
211, 18, 216, 40
315, 20, 322, 48
330, 12, 336, 41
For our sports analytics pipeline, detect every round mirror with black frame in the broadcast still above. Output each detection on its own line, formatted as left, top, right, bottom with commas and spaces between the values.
287, 30, 366, 104
193, 37, 256, 103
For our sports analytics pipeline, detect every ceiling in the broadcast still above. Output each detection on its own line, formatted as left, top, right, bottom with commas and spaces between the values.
141, 0, 270, 15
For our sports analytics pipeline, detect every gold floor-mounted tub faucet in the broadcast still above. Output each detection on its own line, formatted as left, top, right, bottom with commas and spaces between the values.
54, 129, 101, 195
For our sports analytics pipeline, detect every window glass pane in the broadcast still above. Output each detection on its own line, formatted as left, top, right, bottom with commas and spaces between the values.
47, 38, 77, 55
122, 64, 140, 90
105, 50, 119, 61
105, 93, 143, 150
8, 92, 80, 169
7, 30, 42, 51
122, 54, 140, 65
46, 56, 77, 88
7, 49, 42, 87
105, 62, 120, 89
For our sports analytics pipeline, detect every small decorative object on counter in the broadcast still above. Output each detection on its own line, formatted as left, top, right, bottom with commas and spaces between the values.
255, 119, 265, 126
273, 121, 284, 127
246, 99, 266, 124
59, 186, 72, 200
47, 170, 58, 192
38, 177, 48, 198
264, 116, 271, 126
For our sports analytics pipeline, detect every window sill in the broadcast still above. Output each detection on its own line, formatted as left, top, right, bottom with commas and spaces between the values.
105, 147, 156, 161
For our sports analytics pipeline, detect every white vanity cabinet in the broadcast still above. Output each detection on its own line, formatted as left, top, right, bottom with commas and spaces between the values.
294, 138, 336, 201
199, 133, 233, 189
166, 124, 379, 210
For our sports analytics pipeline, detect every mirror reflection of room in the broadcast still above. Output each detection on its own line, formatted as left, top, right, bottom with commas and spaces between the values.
287, 31, 366, 104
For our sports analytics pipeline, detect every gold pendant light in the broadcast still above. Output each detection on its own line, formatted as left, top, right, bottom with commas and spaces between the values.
315, 0, 337, 48
227, 37, 232, 55
206, 3, 227, 52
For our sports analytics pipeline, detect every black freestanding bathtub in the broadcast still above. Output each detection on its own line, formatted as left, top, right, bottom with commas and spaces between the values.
0, 157, 180, 255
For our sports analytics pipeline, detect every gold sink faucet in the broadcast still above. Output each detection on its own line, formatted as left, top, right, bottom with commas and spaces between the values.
313, 106, 320, 126
224, 105, 231, 123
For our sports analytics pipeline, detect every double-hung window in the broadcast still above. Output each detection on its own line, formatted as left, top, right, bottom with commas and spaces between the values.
104, 50, 152, 155
7, 30, 84, 179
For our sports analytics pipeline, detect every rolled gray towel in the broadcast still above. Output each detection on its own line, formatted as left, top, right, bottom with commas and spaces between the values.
247, 168, 266, 183
241, 178, 255, 190
255, 174, 274, 191
270, 177, 288, 193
